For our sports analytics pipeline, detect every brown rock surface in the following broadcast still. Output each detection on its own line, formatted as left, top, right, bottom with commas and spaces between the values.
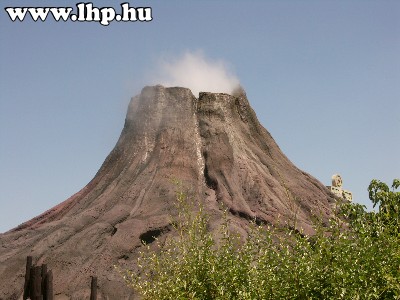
0, 85, 335, 299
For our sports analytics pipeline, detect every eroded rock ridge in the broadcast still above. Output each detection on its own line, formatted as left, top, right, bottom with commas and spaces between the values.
0, 85, 335, 299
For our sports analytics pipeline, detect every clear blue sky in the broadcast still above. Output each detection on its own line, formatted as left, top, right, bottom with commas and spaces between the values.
1, 1, 399, 233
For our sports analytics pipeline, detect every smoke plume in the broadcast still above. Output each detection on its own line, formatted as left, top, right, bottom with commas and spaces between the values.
153, 51, 240, 96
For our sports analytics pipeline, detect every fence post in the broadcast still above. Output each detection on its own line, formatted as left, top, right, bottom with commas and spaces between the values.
23, 256, 32, 300
90, 276, 97, 300
31, 265, 42, 300
29, 266, 34, 299
45, 270, 53, 300
41, 264, 47, 299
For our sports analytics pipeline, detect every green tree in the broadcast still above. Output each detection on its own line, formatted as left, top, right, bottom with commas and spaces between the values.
369, 179, 400, 236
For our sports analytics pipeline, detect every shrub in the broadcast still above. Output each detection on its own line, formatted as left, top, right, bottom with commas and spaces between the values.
118, 180, 400, 299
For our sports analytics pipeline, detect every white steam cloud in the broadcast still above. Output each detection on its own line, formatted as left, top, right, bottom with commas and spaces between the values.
153, 51, 240, 96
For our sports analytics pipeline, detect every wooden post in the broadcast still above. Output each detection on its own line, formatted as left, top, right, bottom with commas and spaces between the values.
32, 266, 42, 300
45, 270, 53, 300
23, 256, 32, 300
29, 266, 35, 299
41, 264, 47, 299
90, 276, 97, 300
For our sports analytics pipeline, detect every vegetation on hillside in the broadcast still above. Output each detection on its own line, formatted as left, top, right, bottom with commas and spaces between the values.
119, 179, 400, 299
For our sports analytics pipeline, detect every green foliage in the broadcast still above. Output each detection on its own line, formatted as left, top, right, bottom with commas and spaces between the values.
118, 180, 400, 299
369, 179, 400, 236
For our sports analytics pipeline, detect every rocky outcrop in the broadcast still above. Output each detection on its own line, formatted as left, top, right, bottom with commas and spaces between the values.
0, 85, 335, 299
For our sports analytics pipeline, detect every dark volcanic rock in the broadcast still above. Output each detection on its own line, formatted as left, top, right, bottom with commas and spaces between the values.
0, 85, 335, 299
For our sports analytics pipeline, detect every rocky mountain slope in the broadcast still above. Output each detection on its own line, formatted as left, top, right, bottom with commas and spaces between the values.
0, 85, 335, 299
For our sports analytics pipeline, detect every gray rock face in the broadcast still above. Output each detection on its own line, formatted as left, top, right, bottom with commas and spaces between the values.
0, 86, 335, 299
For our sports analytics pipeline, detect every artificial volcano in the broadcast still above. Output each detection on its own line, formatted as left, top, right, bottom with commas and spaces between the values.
0, 85, 335, 299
